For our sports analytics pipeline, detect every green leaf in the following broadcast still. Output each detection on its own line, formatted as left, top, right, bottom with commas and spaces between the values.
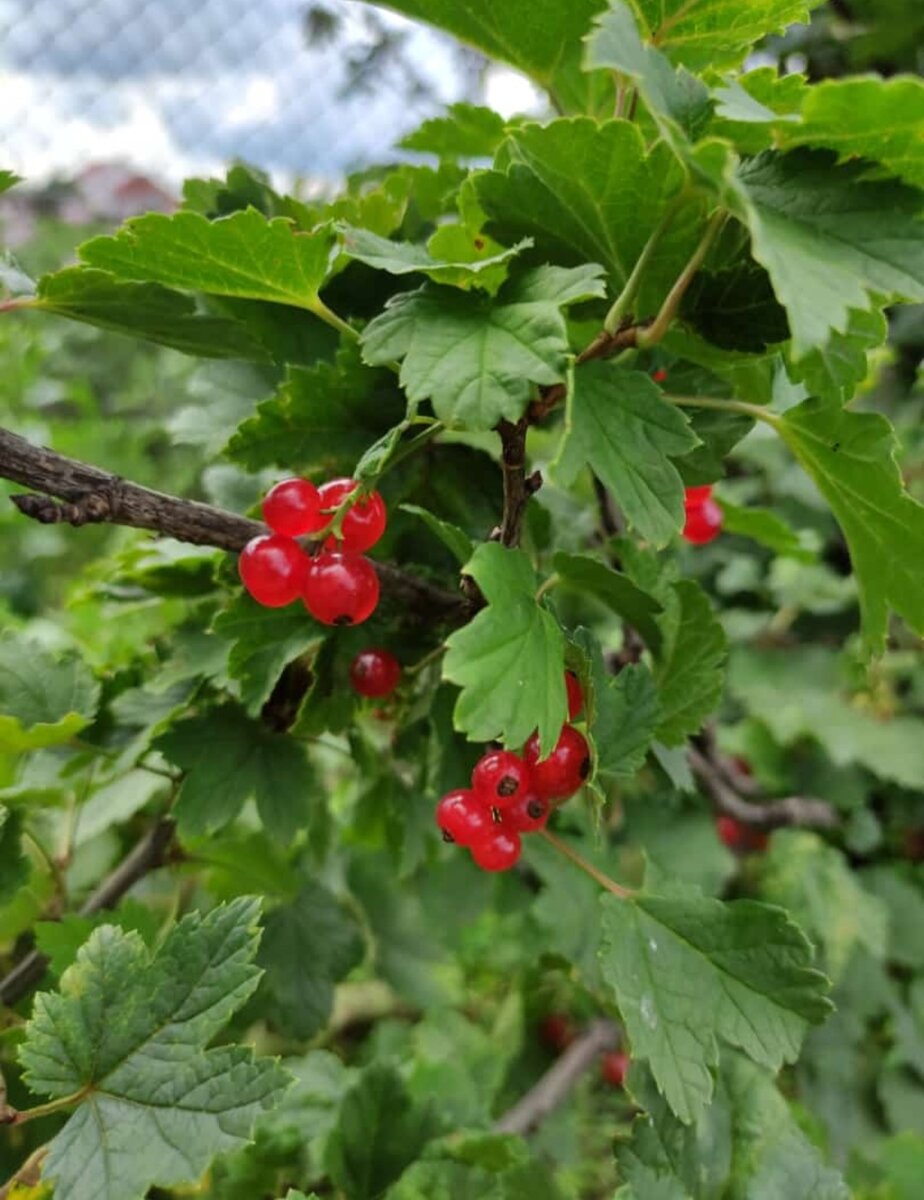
338, 223, 529, 289
361, 264, 604, 430
778, 75, 924, 190
400, 504, 474, 564
80, 209, 335, 312
574, 628, 660, 781
554, 554, 664, 652
443, 543, 567, 755
732, 150, 924, 357
621, 0, 824, 71
784, 306, 887, 403
158, 703, 317, 840
776, 397, 924, 650
475, 119, 702, 303
0, 805, 28, 906
19, 898, 289, 1200
34, 902, 160, 979
0, 169, 21, 195
256, 882, 364, 1040
389, 1137, 567, 1198
31, 268, 268, 360
554, 364, 699, 547
226, 342, 406, 473
717, 499, 816, 562
325, 1063, 436, 1200
860, 868, 924, 970
0, 635, 100, 753
600, 890, 832, 1123
653, 580, 726, 745
680, 262, 790, 353
212, 596, 325, 717
399, 103, 508, 159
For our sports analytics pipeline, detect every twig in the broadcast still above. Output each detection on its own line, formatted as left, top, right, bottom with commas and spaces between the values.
0, 427, 470, 625
0, 817, 176, 1009
636, 210, 726, 348
537, 830, 634, 898
497, 418, 538, 548
495, 1019, 619, 1135
0, 1144, 48, 1198
528, 322, 643, 423
688, 746, 840, 831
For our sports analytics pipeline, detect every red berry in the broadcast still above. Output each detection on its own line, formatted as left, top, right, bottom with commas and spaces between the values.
350, 648, 401, 698
600, 1050, 629, 1088
684, 484, 713, 505
524, 726, 591, 801
682, 496, 723, 545
238, 534, 309, 607
262, 477, 322, 537
565, 670, 583, 720
539, 1013, 575, 1053
470, 827, 521, 872
302, 552, 380, 625
436, 789, 493, 846
472, 749, 531, 810
651, 368, 668, 384
317, 478, 387, 553
501, 791, 549, 833
716, 815, 769, 854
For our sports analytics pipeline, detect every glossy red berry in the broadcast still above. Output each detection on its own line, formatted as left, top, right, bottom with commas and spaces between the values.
303, 552, 380, 626
436, 789, 493, 846
350, 648, 401, 698
524, 726, 591, 801
684, 484, 713, 505
651, 368, 668, 384
600, 1050, 630, 1088
539, 1013, 575, 1053
501, 791, 549, 833
565, 670, 584, 720
316, 478, 387, 553
238, 534, 309, 607
682, 490, 723, 545
716, 815, 769, 854
262, 477, 322, 537
472, 749, 532, 810
470, 827, 522, 872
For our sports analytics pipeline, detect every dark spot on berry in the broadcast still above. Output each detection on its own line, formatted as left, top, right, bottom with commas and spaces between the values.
442, 830, 455, 844
527, 799, 544, 819
490, 806, 502, 822
579, 756, 591, 779
333, 614, 354, 626
497, 774, 518, 797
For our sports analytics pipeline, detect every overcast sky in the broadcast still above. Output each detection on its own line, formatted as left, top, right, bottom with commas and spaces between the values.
0, 0, 538, 188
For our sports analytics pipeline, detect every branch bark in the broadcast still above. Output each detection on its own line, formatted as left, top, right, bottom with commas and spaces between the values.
495, 1019, 618, 1135
688, 745, 840, 831
496, 417, 540, 548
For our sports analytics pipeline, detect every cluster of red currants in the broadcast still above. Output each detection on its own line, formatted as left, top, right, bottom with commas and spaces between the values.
239, 477, 387, 626
682, 484, 723, 545
435, 672, 590, 873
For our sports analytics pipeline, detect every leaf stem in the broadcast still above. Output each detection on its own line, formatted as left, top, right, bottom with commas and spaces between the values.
604, 194, 687, 333
666, 393, 781, 428
10, 1088, 89, 1125
21, 829, 68, 904
636, 209, 727, 348
538, 829, 634, 899
308, 298, 359, 340
405, 643, 447, 676
534, 573, 561, 603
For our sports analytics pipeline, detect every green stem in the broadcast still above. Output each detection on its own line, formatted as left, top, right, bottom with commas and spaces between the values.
12, 1089, 89, 1125
405, 643, 447, 677
308, 298, 359, 341
537, 829, 634, 899
373, 422, 444, 481
22, 829, 67, 903
534, 573, 561, 603
604, 195, 687, 334
636, 209, 727, 348
666, 393, 781, 428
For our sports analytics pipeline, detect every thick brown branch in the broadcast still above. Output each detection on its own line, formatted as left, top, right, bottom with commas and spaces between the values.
0, 818, 176, 1009
495, 1019, 618, 1135
688, 746, 840, 831
496, 417, 539, 549
0, 427, 470, 624
529, 322, 643, 423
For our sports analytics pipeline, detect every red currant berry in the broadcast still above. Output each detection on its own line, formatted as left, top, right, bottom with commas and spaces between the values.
470, 827, 522, 872
262, 477, 322, 537
539, 1013, 575, 1053
682, 496, 723, 545
350, 648, 401, 698
600, 1050, 629, 1088
436, 789, 493, 846
238, 534, 309, 607
651, 368, 669, 384
303, 552, 380, 626
524, 726, 591, 801
684, 484, 713, 505
317, 478, 387, 553
472, 749, 531, 810
501, 791, 549, 833
565, 670, 584, 720
716, 815, 769, 854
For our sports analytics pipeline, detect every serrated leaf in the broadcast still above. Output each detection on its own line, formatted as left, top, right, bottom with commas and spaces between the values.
574, 628, 660, 781
554, 553, 664, 651
717, 500, 815, 562
399, 103, 507, 159
401, 504, 474, 564
600, 891, 832, 1123
0, 805, 28, 905
325, 1063, 436, 1200
555, 364, 699, 546
476, 119, 702, 304
0, 636, 100, 753
34, 902, 159, 979
338, 223, 529, 290
361, 264, 604, 430
776, 397, 924, 650
256, 882, 364, 1040
158, 703, 317, 840
709, 68, 806, 155
19, 899, 289, 1200
31, 268, 268, 360
212, 596, 325, 716
443, 543, 567, 755
653, 580, 727, 745
784, 306, 887, 403
80, 209, 335, 312
778, 75, 924, 190
732, 150, 924, 357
